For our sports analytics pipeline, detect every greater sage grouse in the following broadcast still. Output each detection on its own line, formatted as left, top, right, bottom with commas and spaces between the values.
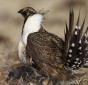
6, 6, 88, 84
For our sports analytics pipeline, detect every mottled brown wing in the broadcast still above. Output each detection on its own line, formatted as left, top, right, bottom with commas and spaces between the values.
26, 29, 64, 68
26, 29, 68, 80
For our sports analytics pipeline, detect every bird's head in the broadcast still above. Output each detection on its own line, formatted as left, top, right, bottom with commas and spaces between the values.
18, 7, 37, 18
18, 7, 49, 18
18, 7, 48, 45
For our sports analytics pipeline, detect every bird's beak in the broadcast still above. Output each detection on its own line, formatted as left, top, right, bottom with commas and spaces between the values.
18, 9, 23, 13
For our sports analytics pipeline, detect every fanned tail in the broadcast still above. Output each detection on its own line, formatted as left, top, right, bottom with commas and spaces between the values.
64, 7, 74, 59
64, 8, 88, 69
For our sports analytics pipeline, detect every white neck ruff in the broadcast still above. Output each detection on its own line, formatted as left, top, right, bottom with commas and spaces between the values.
22, 14, 43, 45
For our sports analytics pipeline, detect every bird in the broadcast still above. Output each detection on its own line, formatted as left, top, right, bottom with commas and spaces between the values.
18, 7, 68, 80
6, 6, 88, 84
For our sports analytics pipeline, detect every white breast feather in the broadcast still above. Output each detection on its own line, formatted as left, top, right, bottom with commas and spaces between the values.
22, 14, 43, 45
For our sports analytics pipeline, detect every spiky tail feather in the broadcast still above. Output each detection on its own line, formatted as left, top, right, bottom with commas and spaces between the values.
64, 8, 88, 69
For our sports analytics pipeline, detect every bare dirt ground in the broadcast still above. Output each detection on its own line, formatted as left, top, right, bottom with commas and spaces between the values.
0, 0, 88, 85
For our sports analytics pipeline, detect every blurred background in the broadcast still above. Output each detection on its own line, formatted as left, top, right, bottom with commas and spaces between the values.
0, 0, 88, 46
0, 0, 88, 84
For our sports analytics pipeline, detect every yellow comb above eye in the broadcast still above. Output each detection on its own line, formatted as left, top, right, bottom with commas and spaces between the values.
22, 7, 36, 13
23, 8, 29, 12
